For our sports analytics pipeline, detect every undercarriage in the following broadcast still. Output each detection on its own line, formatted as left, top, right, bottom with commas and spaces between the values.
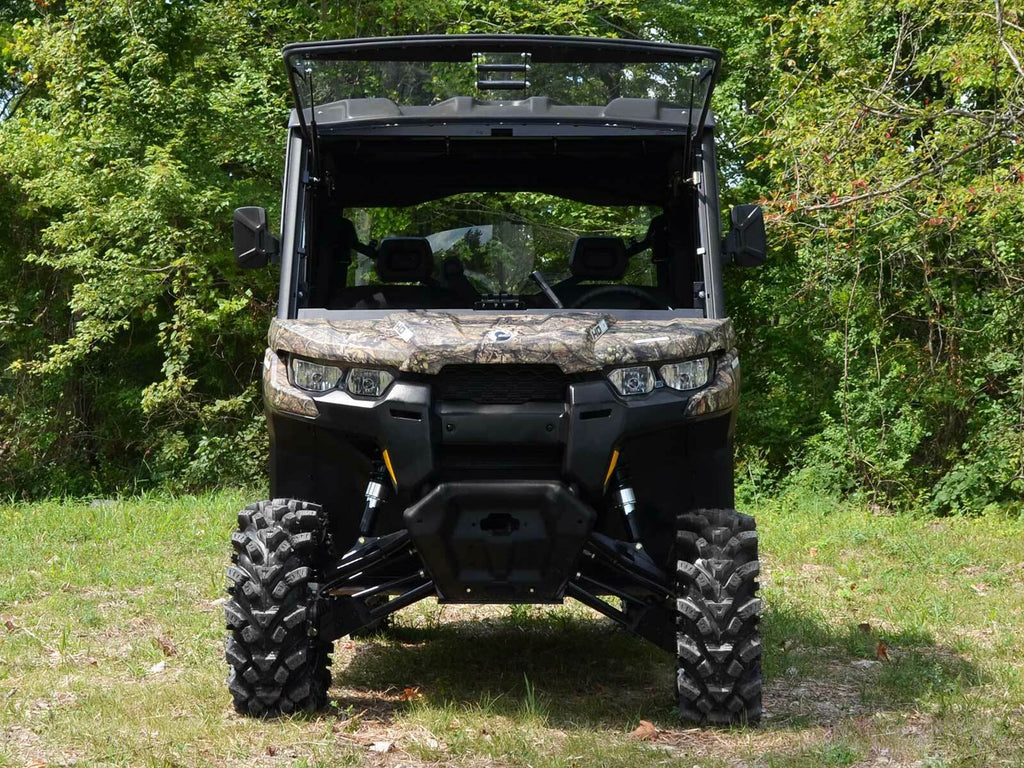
311, 506, 676, 654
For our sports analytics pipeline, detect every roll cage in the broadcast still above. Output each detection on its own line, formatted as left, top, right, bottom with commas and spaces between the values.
274, 35, 729, 318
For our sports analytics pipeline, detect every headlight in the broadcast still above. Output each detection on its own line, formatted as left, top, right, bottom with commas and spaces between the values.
346, 367, 395, 397
660, 358, 711, 391
289, 357, 344, 392
607, 365, 656, 396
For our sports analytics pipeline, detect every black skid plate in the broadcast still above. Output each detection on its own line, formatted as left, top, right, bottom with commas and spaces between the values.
404, 481, 596, 603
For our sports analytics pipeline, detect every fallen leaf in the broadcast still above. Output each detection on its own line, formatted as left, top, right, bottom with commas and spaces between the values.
875, 642, 890, 662
628, 719, 658, 741
971, 583, 987, 596
265, 746, 277, 756
152, 636, 177, 657
779, 638, 797, 651
148, 660, 166, 675
369, 741, 392, 753
4, 619, 16, 632
850, 583, 858, 590
858, 622, 872, 634
399, 686, 422, 701
809, 547, 819, 557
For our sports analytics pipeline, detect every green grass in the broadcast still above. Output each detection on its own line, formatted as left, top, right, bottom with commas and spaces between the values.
0, 490, 1022, 766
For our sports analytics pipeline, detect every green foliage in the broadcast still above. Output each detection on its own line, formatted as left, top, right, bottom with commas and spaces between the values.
744, 0, 1024, 512
0, 0, 1021, 511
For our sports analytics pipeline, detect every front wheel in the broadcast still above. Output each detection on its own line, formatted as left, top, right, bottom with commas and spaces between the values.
675, 508, 762, 724
224, 499, 332, 716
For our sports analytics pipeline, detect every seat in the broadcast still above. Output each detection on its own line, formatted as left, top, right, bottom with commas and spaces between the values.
376, 237, 434, 283
570, 236, 628, 280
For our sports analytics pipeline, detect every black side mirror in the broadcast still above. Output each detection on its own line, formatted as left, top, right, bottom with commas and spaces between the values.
723, 204, 767, 267
233, 206, 279, 269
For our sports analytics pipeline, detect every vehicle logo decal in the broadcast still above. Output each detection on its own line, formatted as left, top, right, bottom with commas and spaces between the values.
486, 329, 513, 342
393, 320, 415, 342
587, 317, 611, 342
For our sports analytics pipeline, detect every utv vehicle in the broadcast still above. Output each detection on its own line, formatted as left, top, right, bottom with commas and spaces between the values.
227, 35, 767, 725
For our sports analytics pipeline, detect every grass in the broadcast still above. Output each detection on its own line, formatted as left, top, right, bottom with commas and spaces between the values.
0, 490, 1022, 767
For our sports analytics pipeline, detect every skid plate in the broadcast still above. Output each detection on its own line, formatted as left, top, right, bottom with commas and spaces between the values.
404, 481, 596, 602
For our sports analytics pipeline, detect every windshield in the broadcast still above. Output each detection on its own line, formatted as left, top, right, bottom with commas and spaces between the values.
426, 224, 549, 295
300, 193, 679, 313
284, 36, 720, 136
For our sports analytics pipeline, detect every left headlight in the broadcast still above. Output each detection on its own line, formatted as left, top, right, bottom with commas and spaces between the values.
606, 357, 713, 396
659, 358, 712, 391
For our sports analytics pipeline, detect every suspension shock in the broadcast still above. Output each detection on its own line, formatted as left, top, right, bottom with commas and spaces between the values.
358, 464, 390, 536
611, 464, 641, 544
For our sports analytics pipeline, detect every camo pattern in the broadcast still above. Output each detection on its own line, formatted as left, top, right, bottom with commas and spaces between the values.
262, 348, 318, 418
685, 347, 740, 417
268, 312, 735, 375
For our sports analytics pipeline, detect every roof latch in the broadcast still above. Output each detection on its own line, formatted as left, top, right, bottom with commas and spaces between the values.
474, 52, 530, 92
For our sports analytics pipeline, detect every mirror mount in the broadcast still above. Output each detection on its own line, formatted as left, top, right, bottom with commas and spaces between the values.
234, 207, 280, 269
723, 204, 766, 267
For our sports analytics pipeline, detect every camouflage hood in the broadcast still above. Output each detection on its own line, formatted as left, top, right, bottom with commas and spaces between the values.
269, 312, 735, 375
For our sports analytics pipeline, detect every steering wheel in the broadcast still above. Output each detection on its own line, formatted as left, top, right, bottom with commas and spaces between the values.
569, 285, 669, 309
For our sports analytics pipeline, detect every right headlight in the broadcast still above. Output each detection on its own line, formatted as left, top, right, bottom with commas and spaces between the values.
289, 357, 345, 392
345, 367, 395, 397
659, 358, 711, 391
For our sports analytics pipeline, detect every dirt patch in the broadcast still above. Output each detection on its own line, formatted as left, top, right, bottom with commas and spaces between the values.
765, 659, 873, 724
3, 723, 85, 767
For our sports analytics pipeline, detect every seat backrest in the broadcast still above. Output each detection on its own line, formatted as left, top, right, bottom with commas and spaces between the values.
376, 237, 433, 283
570, 236, 627, 280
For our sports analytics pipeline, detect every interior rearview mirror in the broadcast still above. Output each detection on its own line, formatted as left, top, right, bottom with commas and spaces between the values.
233, 206, 279, 269
723, 204, 766, 267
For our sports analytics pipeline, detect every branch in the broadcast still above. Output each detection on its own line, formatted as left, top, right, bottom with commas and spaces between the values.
960, 9, 1024, 34
995, 0, 1024, 79
799, 119, 1017, 212
594, 15, 638, 39
0, 83, 32, 121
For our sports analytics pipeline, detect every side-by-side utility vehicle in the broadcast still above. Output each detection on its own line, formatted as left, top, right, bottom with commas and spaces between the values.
227, 35, 767, 725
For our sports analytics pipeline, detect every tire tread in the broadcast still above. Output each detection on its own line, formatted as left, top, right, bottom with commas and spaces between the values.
224, 499, 331, 717
675, 508, 762, 725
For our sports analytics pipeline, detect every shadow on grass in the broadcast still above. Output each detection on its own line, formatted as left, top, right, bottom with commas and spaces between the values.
327, 602, 980, 731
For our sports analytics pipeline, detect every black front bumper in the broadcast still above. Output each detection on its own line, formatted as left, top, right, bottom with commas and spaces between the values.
266, 351, 739, 579
286, 374, 731, 500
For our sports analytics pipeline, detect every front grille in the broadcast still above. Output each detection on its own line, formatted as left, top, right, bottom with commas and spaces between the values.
433, 364, 578, 404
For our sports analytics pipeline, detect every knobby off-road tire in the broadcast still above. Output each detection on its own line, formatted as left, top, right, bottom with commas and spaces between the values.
675, 508, 762, 725
224, 499, 332, 716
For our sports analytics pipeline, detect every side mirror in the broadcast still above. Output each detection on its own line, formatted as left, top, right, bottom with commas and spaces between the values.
233, 206, 279, 269
723, 204, 766, 267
